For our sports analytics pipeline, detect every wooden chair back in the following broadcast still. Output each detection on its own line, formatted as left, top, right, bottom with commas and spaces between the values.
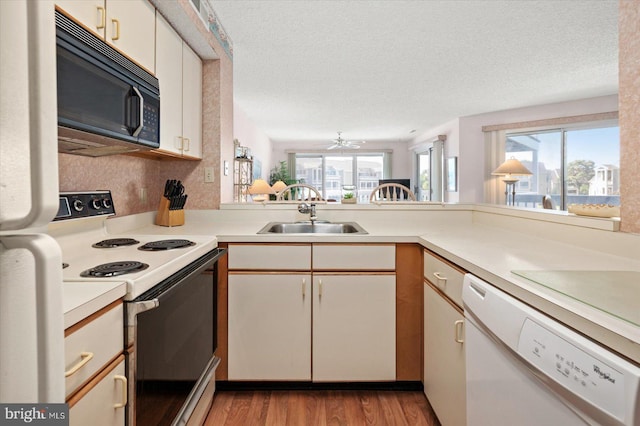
369, 183, 416, 202
275, 184, 323, 201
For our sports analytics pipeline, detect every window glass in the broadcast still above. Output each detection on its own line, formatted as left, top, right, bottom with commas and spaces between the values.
566, 127, 620, 206
504, 125, 619, 209
506, 131, 562, 208
295, 153, 385, 201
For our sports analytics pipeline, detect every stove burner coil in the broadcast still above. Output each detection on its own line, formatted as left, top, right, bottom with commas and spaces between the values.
80, 261, 149, 277
138, 239, 195, 251
92, 238, 140, 248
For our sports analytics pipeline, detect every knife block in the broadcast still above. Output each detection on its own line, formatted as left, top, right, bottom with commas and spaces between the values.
155, 197, 184, 227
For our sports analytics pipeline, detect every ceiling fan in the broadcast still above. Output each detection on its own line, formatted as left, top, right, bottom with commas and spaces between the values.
326, 132, 366, 150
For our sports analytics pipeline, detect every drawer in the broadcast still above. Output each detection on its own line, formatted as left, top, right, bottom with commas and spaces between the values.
228, 244, 311, 270
423, 250, 465, 307
68, 355, 126, 426
65, 302, 124, 398
313, 244, 395, 271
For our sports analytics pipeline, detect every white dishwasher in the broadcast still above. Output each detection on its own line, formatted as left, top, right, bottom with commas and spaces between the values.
463, 274, 640, 426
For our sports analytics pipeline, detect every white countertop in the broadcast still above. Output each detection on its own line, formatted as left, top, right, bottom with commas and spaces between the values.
98, 204, 639, 364
63, 281, 127, 329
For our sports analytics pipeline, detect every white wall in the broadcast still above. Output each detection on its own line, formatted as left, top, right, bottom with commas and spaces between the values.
233, 102, 273, 179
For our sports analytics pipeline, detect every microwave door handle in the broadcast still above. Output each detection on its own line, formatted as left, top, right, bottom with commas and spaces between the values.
131, 86, 144, 137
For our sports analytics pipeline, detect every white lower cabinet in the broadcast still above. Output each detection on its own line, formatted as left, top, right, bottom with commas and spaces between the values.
312, 274, 396, 382
228, 273, 312, 380
424, 281, 466, 426
68, 355, 126, 426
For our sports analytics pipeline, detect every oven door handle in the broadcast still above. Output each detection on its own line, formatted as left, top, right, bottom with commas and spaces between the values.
127, 299, 159, 325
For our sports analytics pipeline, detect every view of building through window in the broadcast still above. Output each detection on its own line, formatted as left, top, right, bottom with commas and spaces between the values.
505, 125, 620, 210
295, 154, 384, 202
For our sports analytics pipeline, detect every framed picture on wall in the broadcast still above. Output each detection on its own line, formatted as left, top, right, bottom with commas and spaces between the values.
447, 157, 458, 192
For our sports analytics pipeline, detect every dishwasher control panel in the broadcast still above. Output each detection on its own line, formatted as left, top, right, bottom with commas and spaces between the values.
518, 318, 625, 421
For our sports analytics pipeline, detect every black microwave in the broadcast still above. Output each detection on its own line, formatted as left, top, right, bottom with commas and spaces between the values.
55, 10, 160, 157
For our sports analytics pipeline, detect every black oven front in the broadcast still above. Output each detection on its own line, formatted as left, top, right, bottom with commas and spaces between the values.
127, 248, 226, 426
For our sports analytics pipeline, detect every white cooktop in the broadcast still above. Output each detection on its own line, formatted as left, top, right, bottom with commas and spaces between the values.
53, 221, 217, 300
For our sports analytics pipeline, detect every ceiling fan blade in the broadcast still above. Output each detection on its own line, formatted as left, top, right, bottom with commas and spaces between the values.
327, 144, 338, 150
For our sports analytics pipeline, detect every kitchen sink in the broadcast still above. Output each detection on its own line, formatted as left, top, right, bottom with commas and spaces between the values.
257, 221, 368, 234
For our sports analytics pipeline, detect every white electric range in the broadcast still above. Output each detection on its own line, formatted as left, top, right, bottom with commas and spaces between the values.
52, 190, 224, 426
50, 191, 217, 300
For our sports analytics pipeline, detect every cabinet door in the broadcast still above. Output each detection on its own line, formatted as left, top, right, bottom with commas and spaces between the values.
56, 0, 106, 38
181, 43, 202, 159
155, 13, 184, 156
68, 356, 126, 426
424, 282, 466, 426
228, 274, 311, 380
312, 274, 396, 382
105, 0, 155, 72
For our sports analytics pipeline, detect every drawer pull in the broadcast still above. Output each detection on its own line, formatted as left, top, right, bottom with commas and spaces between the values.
96, 6, 105, 29
113, 375, 128, 408
65, 352, 94, 377
454, 320, 464, 344
433, 272, 447, 282
111, 18, 120, 41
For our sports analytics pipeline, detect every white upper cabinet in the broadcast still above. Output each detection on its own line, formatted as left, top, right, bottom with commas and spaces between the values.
155, 13, 203, 159
55, 0, 155, 73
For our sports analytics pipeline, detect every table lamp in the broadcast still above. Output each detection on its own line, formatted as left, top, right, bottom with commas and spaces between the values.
492, 158, 532, 206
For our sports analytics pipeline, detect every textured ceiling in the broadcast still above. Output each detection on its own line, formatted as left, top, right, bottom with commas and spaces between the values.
211, 0, 618, 145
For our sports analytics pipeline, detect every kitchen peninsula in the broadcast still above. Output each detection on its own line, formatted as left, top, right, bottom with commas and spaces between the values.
100, 202, 640, 368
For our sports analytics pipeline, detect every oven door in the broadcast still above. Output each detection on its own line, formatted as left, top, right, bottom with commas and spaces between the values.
128, 248, 225, 426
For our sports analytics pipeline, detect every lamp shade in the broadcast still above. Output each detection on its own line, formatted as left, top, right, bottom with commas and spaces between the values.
248, 178, 275, 201
271, 180, 287, 193
492, 158, 532, 177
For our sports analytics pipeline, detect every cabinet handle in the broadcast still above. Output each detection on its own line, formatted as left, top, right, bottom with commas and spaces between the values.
96, 6, 106, 29
302, 278, 306, 298
175, 136, 183, 150
318, 279, 323, 298
113, 375, 128, 408
64, 352, 94, 377
111, 18, 120, 41
454, 320, 464, 344
433, 272, 447, 285
183, 138, 190, 152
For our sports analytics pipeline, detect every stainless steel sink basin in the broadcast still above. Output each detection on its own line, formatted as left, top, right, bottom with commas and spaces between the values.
257, 221, 367, 234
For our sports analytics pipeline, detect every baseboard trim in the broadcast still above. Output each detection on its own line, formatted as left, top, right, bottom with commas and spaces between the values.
217, 381, 423, 392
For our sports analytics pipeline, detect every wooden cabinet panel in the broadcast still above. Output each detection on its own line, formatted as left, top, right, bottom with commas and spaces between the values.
228, 244, 311, 270
181, 43, 202, 159
68, 356, 126, 426
313, 244, 395, 270
56, 0, 155, 73
228, 274, 312, 380
312, 274, 396, 381
424, 281, 466, 426
64, 302, 123, 398
105, 0, 155, 72
424, 249, 465, 307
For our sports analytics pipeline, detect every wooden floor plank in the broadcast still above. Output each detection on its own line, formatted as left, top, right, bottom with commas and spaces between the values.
264, 391, 289, 426
205, 389, 439, 426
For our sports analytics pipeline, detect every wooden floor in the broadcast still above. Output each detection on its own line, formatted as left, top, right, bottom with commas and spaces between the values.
204, 390, 441, 426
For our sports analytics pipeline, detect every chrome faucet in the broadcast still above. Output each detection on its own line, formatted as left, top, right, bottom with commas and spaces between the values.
298, 202, 317, 222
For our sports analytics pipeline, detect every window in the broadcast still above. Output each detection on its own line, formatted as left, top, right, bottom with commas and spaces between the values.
294, 153, 386, 202
504, 125, 620, 209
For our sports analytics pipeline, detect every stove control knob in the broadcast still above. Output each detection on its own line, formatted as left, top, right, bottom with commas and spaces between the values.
73, 199, 84, 212
102, 198, 112, 209
91, 198, 101, 210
